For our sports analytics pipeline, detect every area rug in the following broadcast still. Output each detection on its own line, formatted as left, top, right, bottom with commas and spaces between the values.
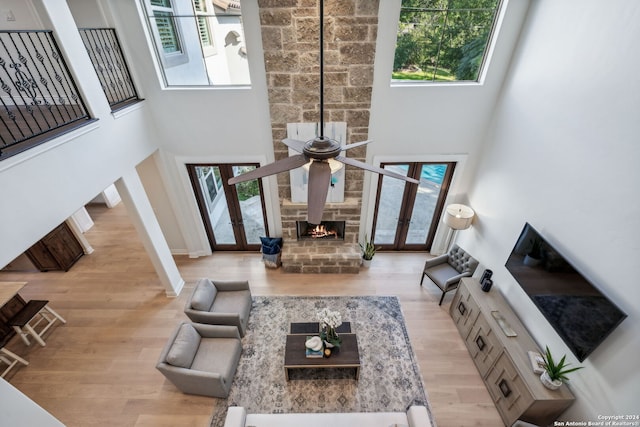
210, 295, 434, 426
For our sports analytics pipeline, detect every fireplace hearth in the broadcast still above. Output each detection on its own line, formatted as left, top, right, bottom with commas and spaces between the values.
296, 221, 345, 240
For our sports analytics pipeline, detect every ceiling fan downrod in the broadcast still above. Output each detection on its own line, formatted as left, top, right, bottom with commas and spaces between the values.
319, 0, 325, 140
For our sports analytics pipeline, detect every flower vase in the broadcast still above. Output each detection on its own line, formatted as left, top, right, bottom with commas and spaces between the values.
320, 325, 341, 348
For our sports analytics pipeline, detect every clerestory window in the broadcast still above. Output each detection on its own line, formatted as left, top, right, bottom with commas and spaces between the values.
140, 0, 250, 86
393, 0, 503, 83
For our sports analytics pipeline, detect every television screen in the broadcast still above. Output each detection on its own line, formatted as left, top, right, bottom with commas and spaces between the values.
505, 223, 626, 361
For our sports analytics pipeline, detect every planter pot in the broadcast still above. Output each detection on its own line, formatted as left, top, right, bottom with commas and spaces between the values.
362, 258, 372, 268
540, 371, 562, 390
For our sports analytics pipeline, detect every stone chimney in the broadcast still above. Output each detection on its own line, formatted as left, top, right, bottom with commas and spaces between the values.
258, 0, 379, 273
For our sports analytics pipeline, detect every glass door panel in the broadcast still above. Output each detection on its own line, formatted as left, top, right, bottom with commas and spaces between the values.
405, 164, 446, 244
233, 166, 267, 245
372, 162, 455, 251
187, 164, 268, 251
373, 164, 409, 245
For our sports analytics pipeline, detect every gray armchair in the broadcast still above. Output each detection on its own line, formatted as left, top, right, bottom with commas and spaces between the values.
156, 322, 242, 398
184, 278, 252, 337
420, 244, 479, 305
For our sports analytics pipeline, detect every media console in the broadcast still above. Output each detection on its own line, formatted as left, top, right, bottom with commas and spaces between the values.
450, 278, 575, 426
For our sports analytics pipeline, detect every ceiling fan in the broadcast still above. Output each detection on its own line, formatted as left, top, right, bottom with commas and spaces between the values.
228, 0, 419, 224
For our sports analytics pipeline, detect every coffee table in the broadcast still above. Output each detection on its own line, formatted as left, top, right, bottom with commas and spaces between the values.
284, 323, 360, 381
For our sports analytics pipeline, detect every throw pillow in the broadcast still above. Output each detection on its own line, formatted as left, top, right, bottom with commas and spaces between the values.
166, 323, 200, 368
260, 237, 283, 255
190, 278, 216, 311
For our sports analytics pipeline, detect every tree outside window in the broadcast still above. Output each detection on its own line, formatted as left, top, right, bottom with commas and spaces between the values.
393, 0, 502, 82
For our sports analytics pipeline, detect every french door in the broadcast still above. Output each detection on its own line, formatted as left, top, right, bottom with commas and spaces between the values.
187, 164, 268, 251
371, 162, 456, 251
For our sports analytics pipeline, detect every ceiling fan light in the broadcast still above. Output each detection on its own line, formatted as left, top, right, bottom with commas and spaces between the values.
303, 159, 343, 174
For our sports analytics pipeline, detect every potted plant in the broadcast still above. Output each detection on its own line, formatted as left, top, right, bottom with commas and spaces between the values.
359, 235, 378, 267
540, 346, 583, 390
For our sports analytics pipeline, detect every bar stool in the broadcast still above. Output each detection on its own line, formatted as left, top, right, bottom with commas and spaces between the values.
0, 347, 29, 378
8, 300, 66, 347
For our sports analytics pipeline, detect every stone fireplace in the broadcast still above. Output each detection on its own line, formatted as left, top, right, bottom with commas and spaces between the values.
258, 1, 379, 273
280, 199, 361, 273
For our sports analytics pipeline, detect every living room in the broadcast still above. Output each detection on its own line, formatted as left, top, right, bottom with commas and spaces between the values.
0, 0, 638, 425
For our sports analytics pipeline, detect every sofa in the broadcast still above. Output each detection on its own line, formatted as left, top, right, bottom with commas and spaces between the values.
222, 405, 432, 427
156, 322, 242, 398
184, 278, 252, 336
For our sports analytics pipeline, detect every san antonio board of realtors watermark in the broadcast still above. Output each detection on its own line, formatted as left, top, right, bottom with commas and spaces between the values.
554, 414, 640, 427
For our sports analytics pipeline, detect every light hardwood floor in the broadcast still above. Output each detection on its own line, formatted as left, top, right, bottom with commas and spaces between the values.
0, 204, 503, 427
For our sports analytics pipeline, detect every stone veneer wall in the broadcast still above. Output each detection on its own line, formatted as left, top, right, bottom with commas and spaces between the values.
258, 0, 379, 273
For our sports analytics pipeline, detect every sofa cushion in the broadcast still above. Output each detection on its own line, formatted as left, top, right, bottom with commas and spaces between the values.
166, 323, 200, 368
191, 278, 217, 311
211, 290, 252, 324
192, 337, 242, 380
425, 263, 460, 288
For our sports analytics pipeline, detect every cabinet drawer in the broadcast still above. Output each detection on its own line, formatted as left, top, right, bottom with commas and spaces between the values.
485, 352, 534, 427
450, 283, 479, 339
466, 313, 501, 377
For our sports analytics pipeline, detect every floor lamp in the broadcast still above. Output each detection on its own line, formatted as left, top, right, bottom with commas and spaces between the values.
443, 203, 475, 252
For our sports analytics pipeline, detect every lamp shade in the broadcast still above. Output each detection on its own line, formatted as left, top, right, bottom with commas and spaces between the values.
443, 204, 475, 230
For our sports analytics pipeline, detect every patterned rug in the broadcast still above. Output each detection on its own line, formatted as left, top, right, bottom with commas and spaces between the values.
210, 295, 433, 426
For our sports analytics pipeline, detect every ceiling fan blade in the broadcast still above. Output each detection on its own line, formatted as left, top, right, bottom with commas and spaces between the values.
282, 138, 306, 153
335, 155, 420, 184
341, 139, 372, 151
306, 161, 331, 224
228, 154, 308, 185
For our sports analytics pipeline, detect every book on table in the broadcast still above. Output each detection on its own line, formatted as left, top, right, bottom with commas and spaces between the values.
305, 347, 323, 358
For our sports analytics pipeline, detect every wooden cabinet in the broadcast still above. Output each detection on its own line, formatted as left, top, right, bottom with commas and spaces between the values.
450, 278, 575, 426
25, 222, 84, 272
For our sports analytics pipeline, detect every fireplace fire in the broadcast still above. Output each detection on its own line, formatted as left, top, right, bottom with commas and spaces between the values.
296, 221, 345, 240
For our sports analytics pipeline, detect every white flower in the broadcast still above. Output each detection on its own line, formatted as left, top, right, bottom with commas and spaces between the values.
317, 307, 342, 329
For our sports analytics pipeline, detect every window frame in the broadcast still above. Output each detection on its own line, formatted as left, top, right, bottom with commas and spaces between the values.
392, 0, 504, 84
193, 0, 217, 57
146, 0, 189, 69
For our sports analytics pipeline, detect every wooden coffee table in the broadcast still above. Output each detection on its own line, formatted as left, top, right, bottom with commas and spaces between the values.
284, 323, 360, 380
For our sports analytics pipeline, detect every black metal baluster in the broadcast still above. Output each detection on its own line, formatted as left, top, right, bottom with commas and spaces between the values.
0, 30, 91, 158
79, 28, 140, 110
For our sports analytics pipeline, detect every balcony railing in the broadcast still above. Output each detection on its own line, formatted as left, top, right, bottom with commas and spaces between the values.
79, 28, 142, 111
0, 30, 92, 160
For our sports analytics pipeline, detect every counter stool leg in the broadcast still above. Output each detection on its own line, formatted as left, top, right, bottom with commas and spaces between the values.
43, 305, 66, 324
0, 348, 29, 378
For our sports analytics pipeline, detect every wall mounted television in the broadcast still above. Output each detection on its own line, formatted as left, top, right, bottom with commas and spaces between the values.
505, 223, 626, 362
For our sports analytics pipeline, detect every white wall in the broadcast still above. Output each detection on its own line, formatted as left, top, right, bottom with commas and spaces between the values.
101, 0, 275, 256
459, 0, 640, 418
88, 0, 530, 256
0, 0, 160, 269
363, 0, 530, 249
